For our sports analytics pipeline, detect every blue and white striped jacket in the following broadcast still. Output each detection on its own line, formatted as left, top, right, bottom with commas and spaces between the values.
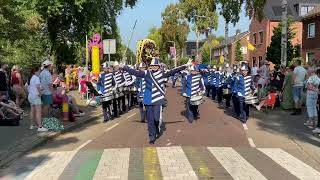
136, 77, 146, 97
124, 65, 187, 105
201, 70, 211, 86
237, 75, 255, 98
97, 72, 114, 94
184, 74, 205, 97
210, 70, 217, 86
113, 70, 125, 87
214, 71, 224, 88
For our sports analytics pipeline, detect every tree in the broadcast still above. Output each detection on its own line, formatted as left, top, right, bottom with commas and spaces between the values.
160, 4, 190, 59
266, 18, 296, 65
235, 40, 243, 62
201, 37, 222, 64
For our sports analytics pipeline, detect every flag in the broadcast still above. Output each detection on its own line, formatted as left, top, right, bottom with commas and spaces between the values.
248, 42, 256, 51
219, 55, 224, 64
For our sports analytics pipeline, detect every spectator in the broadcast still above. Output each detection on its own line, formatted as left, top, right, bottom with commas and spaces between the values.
79, 75, 87, 99
0, 92, 22, 119
256, 83, 268, 101
251, 63, 259, 76
11, 65, 26, 110
304, 69, 320, 128
281, 66, 295, 110
0, 64, 9, 99
292, 60, 307, 115
40, 60, 54, 117
27, 67, 48, 132
267, 73, 282, 92
254, 88, 277, 111
258, 60, 270, 81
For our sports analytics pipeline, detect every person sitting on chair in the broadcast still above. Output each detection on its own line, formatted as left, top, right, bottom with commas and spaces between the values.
254, 88, 277, 111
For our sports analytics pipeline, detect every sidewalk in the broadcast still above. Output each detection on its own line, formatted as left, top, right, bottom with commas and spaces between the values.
0, 91, 102, 168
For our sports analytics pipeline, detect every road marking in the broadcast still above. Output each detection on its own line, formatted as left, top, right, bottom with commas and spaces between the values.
25, 151, 78, 180
248, 138, 256, 148
242, 124, 248, 130
104, 123, 119, 132
127, 112, 137, 119
157, 146, 198, 180
75, 140, 92, 151
258, 148, 320, 179
93, 148, 130, 180
208, 147, 267, 180
143, 147, 162, 179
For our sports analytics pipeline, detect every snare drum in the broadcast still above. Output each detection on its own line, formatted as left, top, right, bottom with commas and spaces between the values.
245, 96, 259, 105
130, 86, 137, 92
223, 88, 232, 95
101, 94, 114, 102
118, 86, 124, 92
190, 95, 204, 106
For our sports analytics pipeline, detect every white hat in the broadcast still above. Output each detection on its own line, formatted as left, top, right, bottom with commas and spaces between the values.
113, 61, 119, 66
225, 63, 230, 68
213, 65, 216, 69
241, 65, 248, 71
43, 60, 53, 66
103, 62, 108, 68
150, 58, 161, 66
138, 62, 146, 68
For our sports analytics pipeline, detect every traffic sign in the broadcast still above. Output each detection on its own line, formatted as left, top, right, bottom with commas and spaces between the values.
103, 39, 116, 54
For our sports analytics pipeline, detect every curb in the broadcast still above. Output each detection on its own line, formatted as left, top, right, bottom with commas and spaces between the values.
0, 111, 102, 168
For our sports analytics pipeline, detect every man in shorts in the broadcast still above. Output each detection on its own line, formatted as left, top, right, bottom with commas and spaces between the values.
292, 60, 307, 115
40, 60, 54, 117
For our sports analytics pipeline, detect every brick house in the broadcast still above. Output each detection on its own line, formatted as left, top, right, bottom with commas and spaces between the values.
249, 0, 319, 66
211, 31, 250, 65
301, 6, 320, 63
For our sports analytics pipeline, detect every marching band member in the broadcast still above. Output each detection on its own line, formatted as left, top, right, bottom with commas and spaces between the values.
231, 65, 240, 116
201, 66, 211, 97
210, 65, 217, 101
97, 63, 115, 122
123, 66, 136, 109
123, 58, 191, 144
184, 64, 205, 121
237, 64, 255, 123
215, 66, 224, 104
136, 63, 147, 122
172, 72, 181, 88
223, 64, 232, 108
113, 61, 126, 116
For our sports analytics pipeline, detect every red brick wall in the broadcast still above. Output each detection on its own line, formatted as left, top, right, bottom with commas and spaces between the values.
302, 16, 320, 62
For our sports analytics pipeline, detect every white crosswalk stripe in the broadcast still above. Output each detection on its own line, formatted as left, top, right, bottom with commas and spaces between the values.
6, 147, 320, 180
258, 148, 320, 180
208, 147, 267, 180
157, 146, 198, 180
93, 148, 130, 180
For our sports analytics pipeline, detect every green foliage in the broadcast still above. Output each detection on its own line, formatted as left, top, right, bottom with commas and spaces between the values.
200, 38, 221, 64
235, 40, 243, 61
160, 3, 190, 57
266, 18, 296, 66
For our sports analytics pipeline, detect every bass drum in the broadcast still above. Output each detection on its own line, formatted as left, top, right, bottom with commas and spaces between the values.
223, 88, 232, 95
245, 96, 259, 105
190, 95, 204, 106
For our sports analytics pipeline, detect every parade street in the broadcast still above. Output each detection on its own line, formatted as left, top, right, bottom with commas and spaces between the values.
1, 87, 320, 180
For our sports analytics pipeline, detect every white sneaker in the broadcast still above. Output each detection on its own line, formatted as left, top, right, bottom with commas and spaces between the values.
29, 125, 37, 130
79, 112, 85, 116
37, 127, 48, 132
312, 128, 320, 134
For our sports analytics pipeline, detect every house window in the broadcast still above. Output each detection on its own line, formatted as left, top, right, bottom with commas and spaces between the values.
294, 4, 299, 14
259, 56, 263, 62
253, 57, 256, 66
259, 31, 263, 44
301, 5, 315, 16
253, 33, 257, 45
306, 52, 315, 63
241, 46, 247, 55
308, 23, 316, 38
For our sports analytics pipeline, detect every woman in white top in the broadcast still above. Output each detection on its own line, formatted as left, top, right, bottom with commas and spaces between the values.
27, 67, 48, 132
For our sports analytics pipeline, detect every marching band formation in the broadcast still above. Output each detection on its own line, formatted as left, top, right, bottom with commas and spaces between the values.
95, 38, 257, 145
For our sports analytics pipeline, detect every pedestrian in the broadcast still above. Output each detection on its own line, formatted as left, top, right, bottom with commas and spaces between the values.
210, 66, 217, 101
281, 66, 295, 110
215, 66, 224, 104
231, 65, 240, 116
27, 66, 48, 132
258, 60, 269, 81
183, 64, 205, 121
304, 69, 320, 128
113, 61, 126, 116
123, 57, 191, 144
291, 60, 307, 115
237, 64, 255, 123
251, 63, 258, 76
39, 60, 54, 118
200, 66, 211, 97
0, 64, 9, 100
11, 65, 26, 110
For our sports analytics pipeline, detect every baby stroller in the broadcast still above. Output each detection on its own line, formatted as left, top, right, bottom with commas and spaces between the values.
85, 81, 102, 107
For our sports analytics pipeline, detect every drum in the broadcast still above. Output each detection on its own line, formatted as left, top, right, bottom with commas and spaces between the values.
190, 95, 204, 106
130, 86, 137, 92
137, 96, 144, 102
118, 86, 124, 92
123, 86, 130, 92
245, 96, 259, 105
223, 88, 232, 95
114, 92, 124, 98
101, 93, 114, 102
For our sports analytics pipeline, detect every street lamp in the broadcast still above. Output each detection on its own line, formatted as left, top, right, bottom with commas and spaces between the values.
194, 14, 212, 61
166, 41, 176, 68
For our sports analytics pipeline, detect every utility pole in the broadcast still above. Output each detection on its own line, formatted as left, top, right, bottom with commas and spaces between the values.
281, 0, 288, 66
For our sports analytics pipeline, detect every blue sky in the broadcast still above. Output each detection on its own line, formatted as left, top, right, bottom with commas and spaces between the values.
117, 0, 250, 52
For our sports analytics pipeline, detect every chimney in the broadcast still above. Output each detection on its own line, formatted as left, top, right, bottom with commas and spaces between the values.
236, 29, 241, 35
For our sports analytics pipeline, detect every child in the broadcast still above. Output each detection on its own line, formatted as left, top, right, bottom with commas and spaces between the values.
254, 88, 277, 111
0, 93, 22, 119
79, 75, 87, 99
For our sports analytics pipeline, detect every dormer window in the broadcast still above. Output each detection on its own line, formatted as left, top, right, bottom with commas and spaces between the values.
301, 5, 315, 16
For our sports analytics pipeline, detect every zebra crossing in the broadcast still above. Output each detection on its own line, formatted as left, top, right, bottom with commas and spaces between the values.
2, 146, 320, 180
